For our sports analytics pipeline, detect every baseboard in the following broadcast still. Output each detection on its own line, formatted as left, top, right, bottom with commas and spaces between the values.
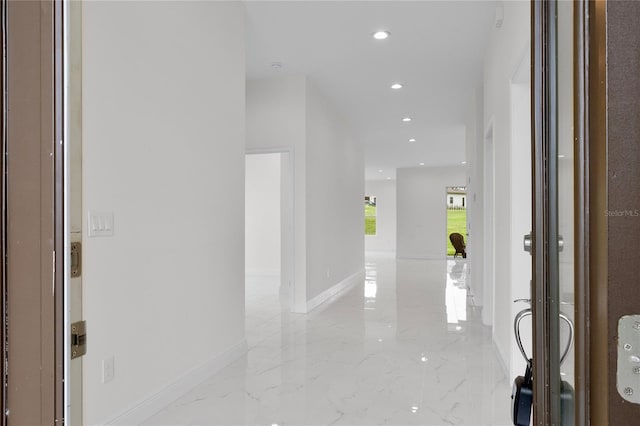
105, 339, 248, 425
493, 336, 510, 379
364, 249, 396, 256
245, 269, 280, 276
306, 270, 364, 313
396, 254, 450, 260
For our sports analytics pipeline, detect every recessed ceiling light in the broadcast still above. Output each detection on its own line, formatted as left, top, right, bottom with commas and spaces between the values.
408, 138, 416, 142
271, 62, 282, 69
386, 177, 391, 180
391, 83, 403, 90
402, 117, 412, 122
373, 31, 390, 40
419, 162, 425, 166
461, 161, 467, 164
378, 169, 383, 173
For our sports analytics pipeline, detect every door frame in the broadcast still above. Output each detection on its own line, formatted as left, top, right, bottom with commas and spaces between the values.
531, 0, 591, 423
65, 0, 84, 422
531, 2, 562, 422
573, 0, 594, 423
482, 119, 495, 327
245, 147, 298, 313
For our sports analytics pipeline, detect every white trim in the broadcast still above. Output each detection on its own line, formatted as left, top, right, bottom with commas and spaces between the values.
105, 340, 248, 425
245, 269, 280, 277
364, 249, 396, 256
62, 1, 70, 422
245, 146, 290, 156
396, 255, 450, 261
482, 118, 496, 327
306, 270, 364, 313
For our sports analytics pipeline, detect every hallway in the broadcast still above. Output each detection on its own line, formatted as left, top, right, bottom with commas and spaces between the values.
144, 255, 511, 425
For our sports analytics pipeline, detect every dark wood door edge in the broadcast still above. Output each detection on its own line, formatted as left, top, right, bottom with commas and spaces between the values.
587, 1, 609, 424
1, 0, 7, 422
532, 0, 551, 423
574, 0, 591, 424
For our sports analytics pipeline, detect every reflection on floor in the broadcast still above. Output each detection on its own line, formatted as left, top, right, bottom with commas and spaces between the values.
143, 254, 511, 425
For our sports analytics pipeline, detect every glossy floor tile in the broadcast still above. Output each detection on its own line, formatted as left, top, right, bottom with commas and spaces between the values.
143, 254, 512, 425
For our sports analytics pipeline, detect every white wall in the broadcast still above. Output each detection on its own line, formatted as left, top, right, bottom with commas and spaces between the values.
246, 76, 307, 151
246, 76, 364, 311
482, 0, 531, 379
245, 153, 281, 276
396, 166, 466, 259
82, 2, 246, 423
365, 180, 396, 252
305, 82, 364, 301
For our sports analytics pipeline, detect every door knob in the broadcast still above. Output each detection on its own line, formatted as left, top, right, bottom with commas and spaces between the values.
523, 233, 532, 254
523, 233, 564, 253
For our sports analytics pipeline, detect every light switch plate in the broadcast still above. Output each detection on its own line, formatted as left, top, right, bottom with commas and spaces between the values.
88, 211, 114, 237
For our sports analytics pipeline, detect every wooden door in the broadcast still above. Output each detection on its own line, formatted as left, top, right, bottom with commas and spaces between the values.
533, 0, 640, 423
1, 1, 64, 424
588, 0, 640, 424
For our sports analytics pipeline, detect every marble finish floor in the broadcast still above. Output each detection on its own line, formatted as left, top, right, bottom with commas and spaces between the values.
143, 254, 512, 425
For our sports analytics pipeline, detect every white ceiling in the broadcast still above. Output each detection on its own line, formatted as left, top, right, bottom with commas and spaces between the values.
244, 1, 497, 180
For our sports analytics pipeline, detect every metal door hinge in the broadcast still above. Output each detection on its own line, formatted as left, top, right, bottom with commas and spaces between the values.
71, 242, 81, 278
71, 321, 87, 359
617, 315, 640, 404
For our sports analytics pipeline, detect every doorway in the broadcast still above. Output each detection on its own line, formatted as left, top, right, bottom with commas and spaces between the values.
446, 186, 467, 258
244, 150, 295, 326
245, 153, 287, 339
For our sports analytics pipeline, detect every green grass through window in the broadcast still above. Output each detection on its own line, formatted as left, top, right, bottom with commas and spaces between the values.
365, 203, 376, 235
447, 209, 467, 256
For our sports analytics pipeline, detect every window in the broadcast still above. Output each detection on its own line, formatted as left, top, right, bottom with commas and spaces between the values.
449, 196, 454, 205
365, 196, 377, 235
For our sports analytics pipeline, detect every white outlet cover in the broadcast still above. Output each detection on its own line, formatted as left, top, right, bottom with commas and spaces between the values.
102, 356, 115, 384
